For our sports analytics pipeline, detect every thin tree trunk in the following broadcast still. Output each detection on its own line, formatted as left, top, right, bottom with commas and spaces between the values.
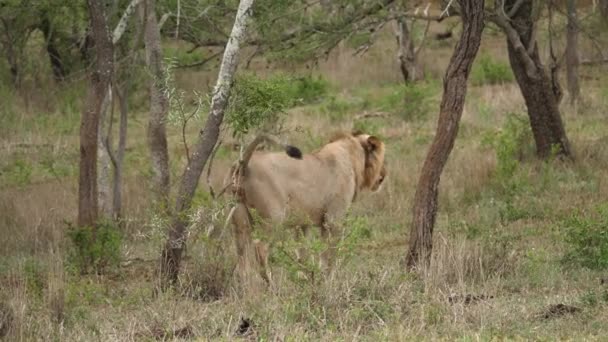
500, 0, 571, 158
39, 16, 66, 82
112, 85, 128, 222
394, 17, 423, 83
97, 86, 113, 218
600, 0, 608, 20
160, 0, 255, 288
78, 0, 114, 228
143, 0, 171, 211
95, 0, 142, 222
566, 0, 580, 106
406, 0, 484, 270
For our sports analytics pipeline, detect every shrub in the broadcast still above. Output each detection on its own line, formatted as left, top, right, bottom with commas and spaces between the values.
377, 82, 435, 121
471, 54, 514, 85
284, 75, 329, 105
562, 204, 608, 270
482, 113, 533, 183
226, 73, 294, 137
66, 221, 122, 274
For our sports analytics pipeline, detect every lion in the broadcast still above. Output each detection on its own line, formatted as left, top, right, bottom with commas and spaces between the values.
227, 131, 387, 285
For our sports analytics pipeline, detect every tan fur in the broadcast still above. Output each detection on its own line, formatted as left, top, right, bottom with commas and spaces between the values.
228, 132, 387, 285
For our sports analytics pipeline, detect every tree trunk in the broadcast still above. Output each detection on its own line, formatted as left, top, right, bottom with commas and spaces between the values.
112, 85, 128, 222
406, 0, 484, 270
97, 86, 113, 218
160, 0, 255, 288
565, 0, 580, 106
143, 0, 171, 211
394, 17, 423, 83
39, 16, 66, 82
600, 0, 608, 20
503, 0, 571, 158
78, 0, 114, 228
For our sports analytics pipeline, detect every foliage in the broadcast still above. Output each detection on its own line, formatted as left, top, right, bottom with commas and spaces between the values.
284, 75, 330, 105
226, 73, 294, 137
66, 221, 122, 274
482, 113, 533, 184
471, 54, 514, 85
562, 204, 608, 270
377, 82, 435, 121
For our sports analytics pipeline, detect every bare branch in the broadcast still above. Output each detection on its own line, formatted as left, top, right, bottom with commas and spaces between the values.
488, 13, 538, 78
176, 50, 223, 68
113, 0, 144, 44
507, 0, 526, 18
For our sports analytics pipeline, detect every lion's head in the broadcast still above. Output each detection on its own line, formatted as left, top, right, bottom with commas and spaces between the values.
351, 131, 387, 193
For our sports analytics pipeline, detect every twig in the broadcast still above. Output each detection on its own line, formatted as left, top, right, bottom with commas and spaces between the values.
206, 139, 223, 199
176, 50, 223, 68
354, 111, 389, 120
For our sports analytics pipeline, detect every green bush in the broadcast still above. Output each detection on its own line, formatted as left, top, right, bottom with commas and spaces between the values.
482, 113, 533, 183
471, 54, 514, 85
284, 75, 329, 105
377, 82, 435, 121
226, 73, 294, 137
563, 204, 608, 270
66, 221, 122, 274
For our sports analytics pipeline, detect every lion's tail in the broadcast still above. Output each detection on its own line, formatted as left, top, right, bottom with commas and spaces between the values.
240, 134, 302, 170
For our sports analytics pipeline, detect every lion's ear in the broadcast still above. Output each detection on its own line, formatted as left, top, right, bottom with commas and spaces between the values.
367, 136, 382, 152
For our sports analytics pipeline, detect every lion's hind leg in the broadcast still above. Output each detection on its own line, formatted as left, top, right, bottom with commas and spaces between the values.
232, 203, 269, 291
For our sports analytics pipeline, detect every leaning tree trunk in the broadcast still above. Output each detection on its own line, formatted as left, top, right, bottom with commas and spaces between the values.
78, 0, 114, 228
496, 0, 571, 158
406, 0, 484, 270
160, 0, 255, 288
565, 0, 580, 106
143, 0, 171, 211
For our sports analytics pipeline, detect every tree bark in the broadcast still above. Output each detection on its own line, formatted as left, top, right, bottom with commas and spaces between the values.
502, 0, 571, 158
600, 0, 608, 20
112, 85, 128, 222
565, 0, 580, 106
97, 86, 114, 218
394, 17, 424, 83
406, 0, 484, 270
78, 0, 114, 228
160, 0, 255, 287
143, 0, 171, 211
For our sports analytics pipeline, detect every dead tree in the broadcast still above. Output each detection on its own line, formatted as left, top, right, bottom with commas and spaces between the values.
406, 0, 484, 270
143, 0, 171, 211
565, 0, 580, 106
78, 0, 114, 228
394, 16, 427, 83
160, 0, 255, 287
489, 0, 571, 158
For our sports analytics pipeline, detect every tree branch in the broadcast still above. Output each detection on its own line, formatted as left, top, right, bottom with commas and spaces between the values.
113, 0, 144, 44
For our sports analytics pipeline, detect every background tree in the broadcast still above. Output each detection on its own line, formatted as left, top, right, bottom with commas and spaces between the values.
143, 0, 171, 211
488, 0, 571, 158
565, 0, 580, 106
78, 0, 114, 228
406, 0, 484, 270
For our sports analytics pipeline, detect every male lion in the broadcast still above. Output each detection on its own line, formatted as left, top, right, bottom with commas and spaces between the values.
227, 131, 387, 285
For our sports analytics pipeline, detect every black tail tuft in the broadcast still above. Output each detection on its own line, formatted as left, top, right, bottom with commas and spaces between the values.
285, 145, 303, 159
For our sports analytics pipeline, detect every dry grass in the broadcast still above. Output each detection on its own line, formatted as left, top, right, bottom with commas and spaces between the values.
2, 16, 608, 341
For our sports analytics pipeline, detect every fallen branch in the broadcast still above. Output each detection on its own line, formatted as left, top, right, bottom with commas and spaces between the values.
354, 111, 389, 120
